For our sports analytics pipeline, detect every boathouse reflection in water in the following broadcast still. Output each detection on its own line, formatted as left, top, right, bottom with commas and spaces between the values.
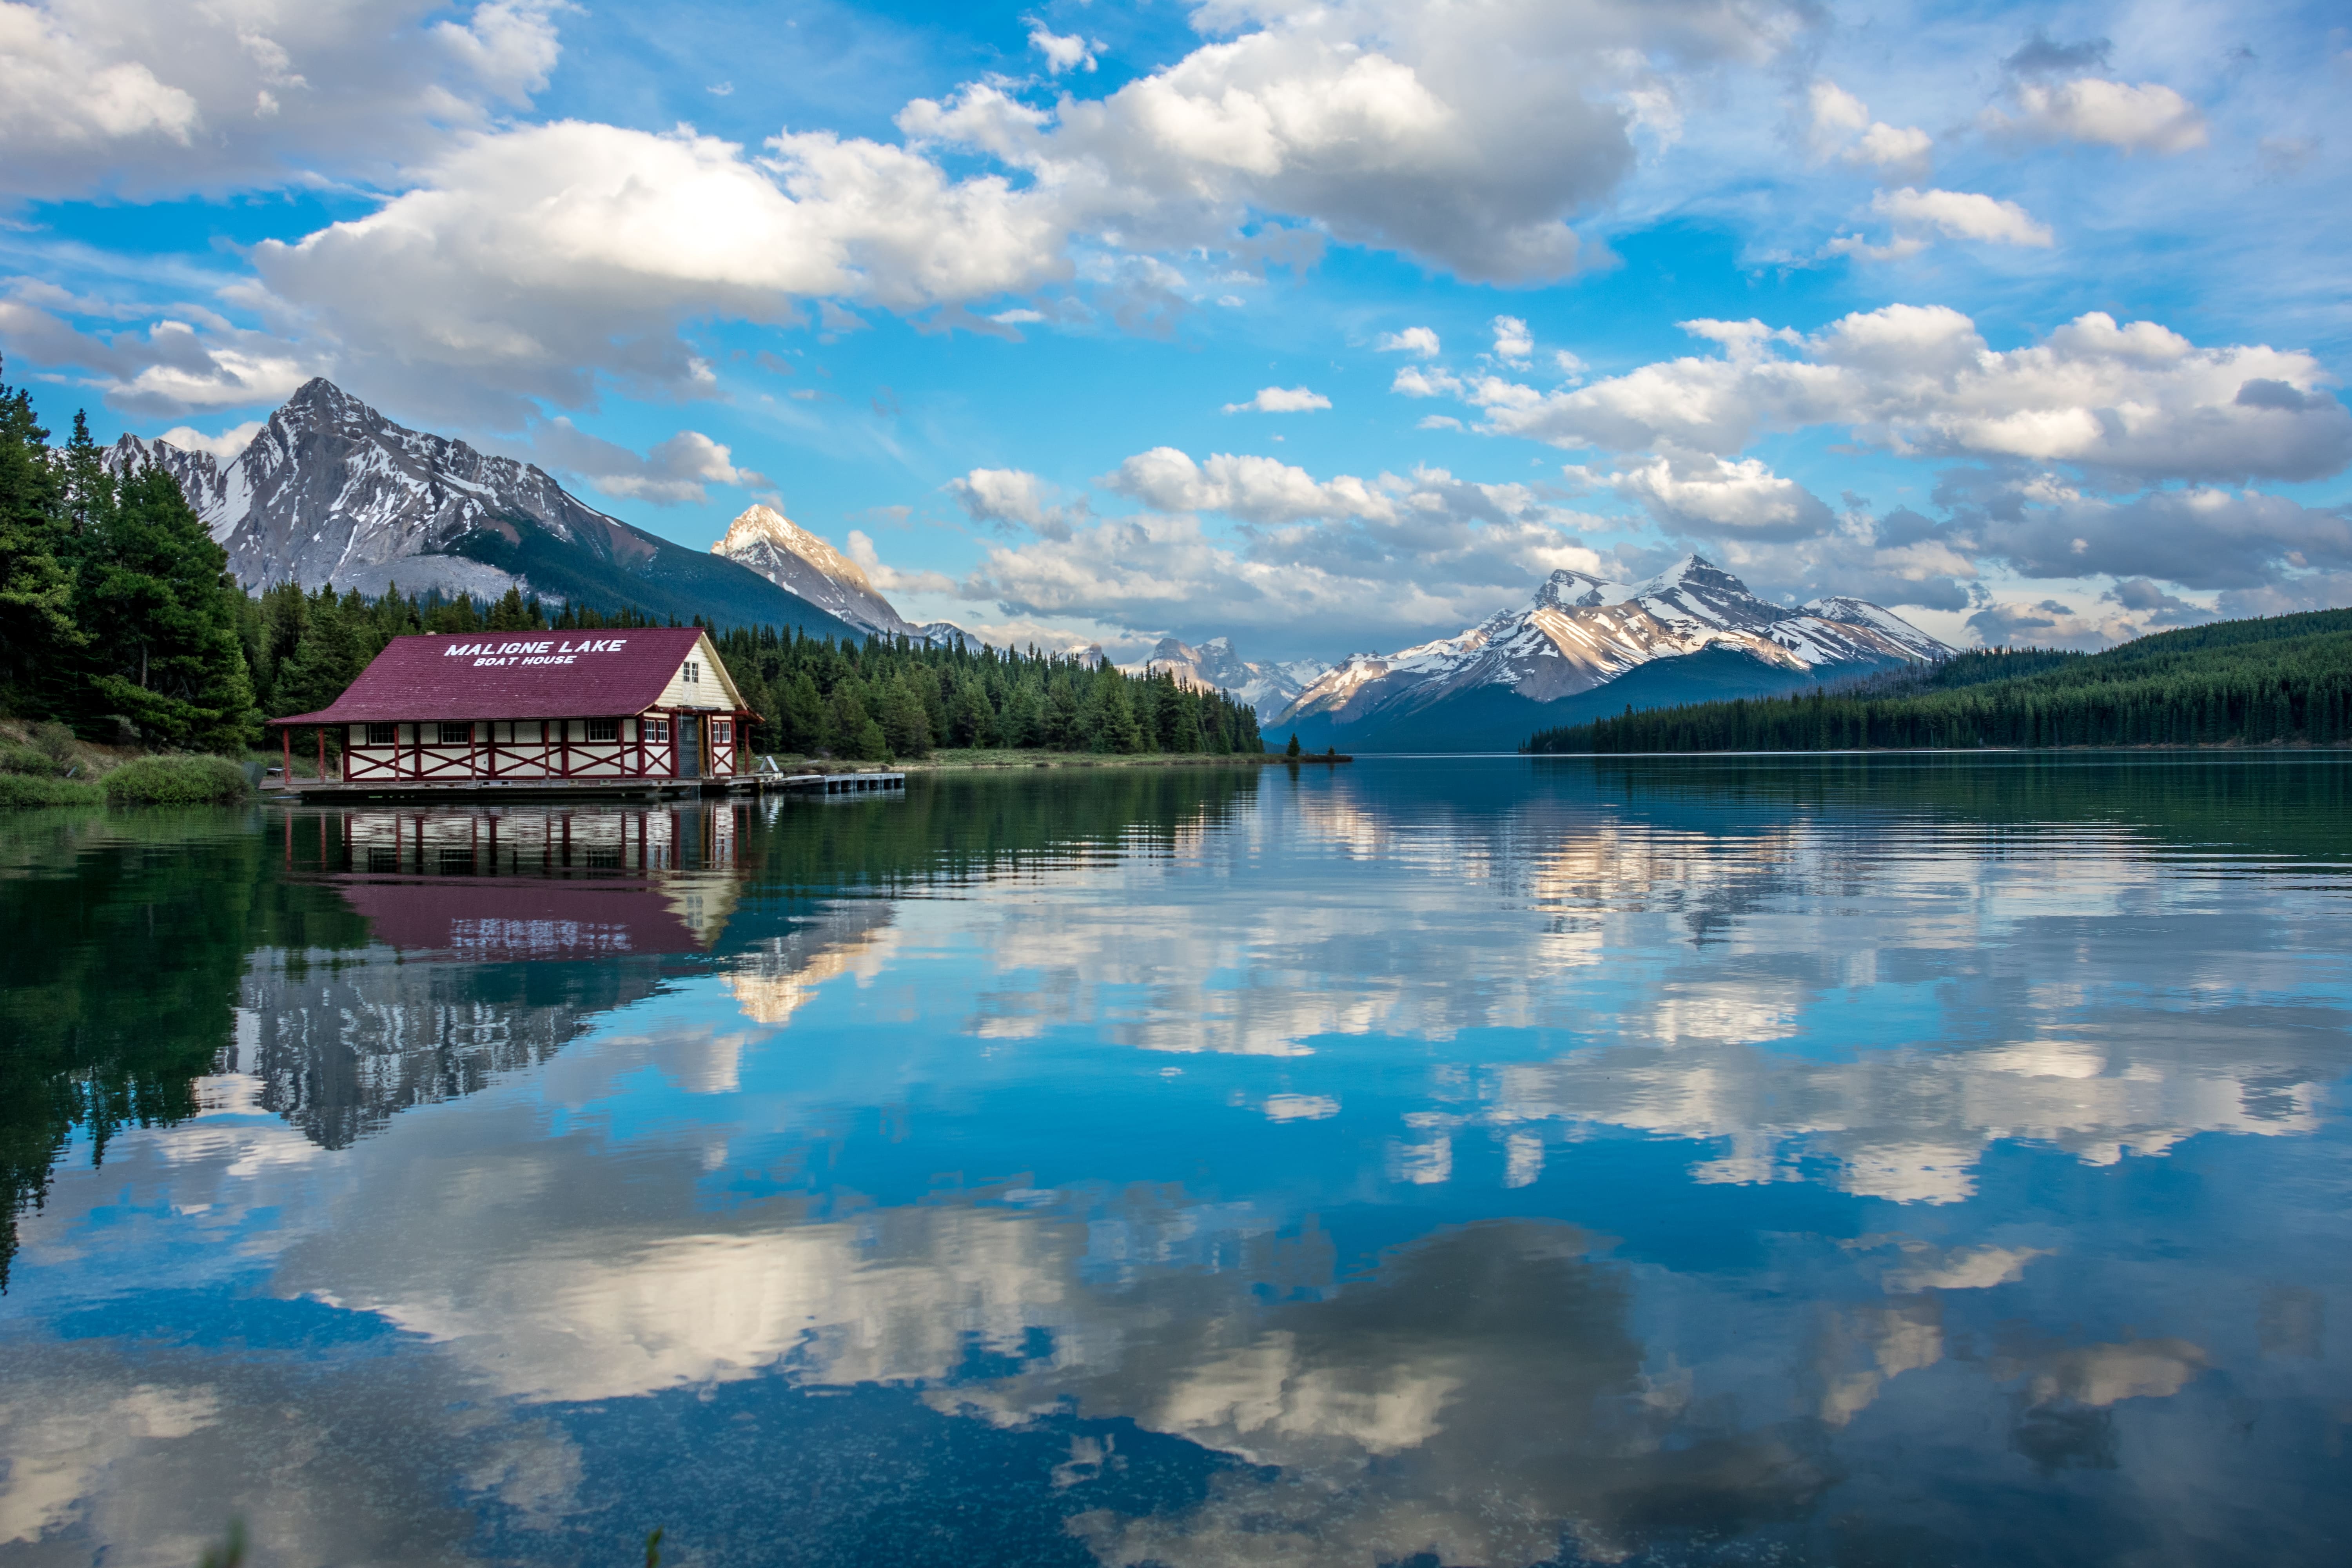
236, 806, 749, 1149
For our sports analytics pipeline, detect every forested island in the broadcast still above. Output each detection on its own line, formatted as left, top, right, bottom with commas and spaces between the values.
1526, 609, 2352, 754
0, 362, 1259, 772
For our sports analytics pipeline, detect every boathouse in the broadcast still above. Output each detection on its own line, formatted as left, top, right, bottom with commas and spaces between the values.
269, 627, 754, 791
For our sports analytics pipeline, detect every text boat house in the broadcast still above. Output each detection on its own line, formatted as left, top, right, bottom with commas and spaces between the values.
270, 628, 753, 794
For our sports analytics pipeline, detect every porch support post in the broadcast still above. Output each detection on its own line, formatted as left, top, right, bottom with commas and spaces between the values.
281, 726, 291, 782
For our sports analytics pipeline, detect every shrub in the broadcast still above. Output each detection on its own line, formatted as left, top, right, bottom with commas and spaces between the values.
28, 721, 75, 764
102, 754, 254, 805
0, 773, 102, 808
0, 742, 58, 776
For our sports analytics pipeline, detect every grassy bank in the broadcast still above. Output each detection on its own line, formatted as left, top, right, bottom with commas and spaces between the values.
0, 773, 103, 808
0, 721, 254, 807
102, 755, 254, 804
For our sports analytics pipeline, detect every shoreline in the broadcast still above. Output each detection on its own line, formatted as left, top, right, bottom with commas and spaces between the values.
765, 749, 1351, 773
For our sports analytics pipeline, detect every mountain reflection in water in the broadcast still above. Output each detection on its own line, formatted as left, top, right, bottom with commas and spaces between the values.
2, 755, 2348, 1568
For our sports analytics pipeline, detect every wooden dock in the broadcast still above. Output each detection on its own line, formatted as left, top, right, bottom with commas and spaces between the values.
282, 776, 717, 803
763, 770, 906, 796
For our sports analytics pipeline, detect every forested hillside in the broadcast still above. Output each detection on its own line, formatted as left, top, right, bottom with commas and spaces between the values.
1, 363, 1262, 760
710, 626, 1261, 760
1526, 610, 2352, 754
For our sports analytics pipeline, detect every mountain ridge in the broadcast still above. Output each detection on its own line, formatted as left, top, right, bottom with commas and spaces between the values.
1269, 555, 1949, 750
1118, 636, 1324, 715
107, 379, 862, 640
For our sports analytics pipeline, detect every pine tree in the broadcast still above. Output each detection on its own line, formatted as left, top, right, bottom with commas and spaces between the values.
0, 360, 76, 712
949, 674, 996, 748
878, 673, 934, 757
1086, 668, 1144, 753
272, 591, 371, 719
487, 586, 540, 631
71, 457, 260, 751
779, 671, 826, 753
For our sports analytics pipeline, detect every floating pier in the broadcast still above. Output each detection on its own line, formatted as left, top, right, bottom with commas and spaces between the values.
763, 769, 907, 796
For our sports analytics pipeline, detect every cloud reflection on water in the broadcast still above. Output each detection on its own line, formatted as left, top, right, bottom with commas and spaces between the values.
4, 759, 2350, 1566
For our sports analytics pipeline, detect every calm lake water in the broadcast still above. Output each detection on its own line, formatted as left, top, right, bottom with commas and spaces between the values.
4, 755, 2350, 1567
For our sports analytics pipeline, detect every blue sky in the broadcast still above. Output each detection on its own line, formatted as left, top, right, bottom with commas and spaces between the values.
2, 0, 2347, 661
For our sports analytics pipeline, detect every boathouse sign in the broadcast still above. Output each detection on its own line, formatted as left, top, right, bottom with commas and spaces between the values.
445, 638, 636, 667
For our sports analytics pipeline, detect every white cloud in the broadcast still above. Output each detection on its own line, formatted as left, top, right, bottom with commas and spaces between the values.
945, 466, 1086, 540
0, 0, 562, 200
249, 120, 1071, 418
1848, 121, 1933, 178
0, 293, 316, 414
965, 456, 1614, 650
1107, 448, 1391, 524
1823, 234, 1928, 264
1417, 415, 1464, 430
1391, 365, 1462, 398
154, 419, 263, 460
1611, 453, 1836, 539
1873, 186, 2052, 247
1984, 77, 2207, 156
1962, 595, 2143, 651
1027, 23, 1099, 75
905, 0, 1801, 287
1806, 79, 1868, 146
534, 419, 764, 506
1951, 479, 2352, 591
1223, 385, 1331, 414
1375, 326, 1441, 358
990, 307, 1046, 324
1806, 80, 1931, 181
1490, 315, 1534, 363
1470, 306, 2352, 485
844, 530, 958, 596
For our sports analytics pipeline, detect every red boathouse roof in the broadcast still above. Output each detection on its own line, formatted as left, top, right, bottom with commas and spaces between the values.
271, 628, 719, 724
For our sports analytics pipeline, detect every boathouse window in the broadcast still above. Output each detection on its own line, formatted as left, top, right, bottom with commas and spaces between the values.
713, 720, 732, 746
683, 661, 700, 684
647, 718, 671, 743
587, 718, 619, 741
367, 723, 397, 746
438, 722, 472, 745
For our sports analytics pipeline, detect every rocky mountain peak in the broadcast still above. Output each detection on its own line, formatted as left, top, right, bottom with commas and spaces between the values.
716, 504, 880, 592
1120, 633, 1321, 715
1531, 568, 1624, 612
711, 503, 920, 639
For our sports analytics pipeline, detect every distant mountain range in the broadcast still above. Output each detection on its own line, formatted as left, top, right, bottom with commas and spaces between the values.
1263, 556, 1950, 751
108, 379, 861, 639
1118, 636, 1325, 715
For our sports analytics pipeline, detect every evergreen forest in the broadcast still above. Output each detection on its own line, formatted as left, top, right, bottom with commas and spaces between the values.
1526, 610, 2352, 754
0, 360, 1261, 760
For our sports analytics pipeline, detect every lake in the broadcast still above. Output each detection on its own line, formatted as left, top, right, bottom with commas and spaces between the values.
3, 755, 2349, 1567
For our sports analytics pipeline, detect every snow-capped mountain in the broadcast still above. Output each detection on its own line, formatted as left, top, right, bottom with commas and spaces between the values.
1272, 555, 1949, 750
107, 379, 859, 638
1120, 636, 1326, 715
710, 505, 967, 646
